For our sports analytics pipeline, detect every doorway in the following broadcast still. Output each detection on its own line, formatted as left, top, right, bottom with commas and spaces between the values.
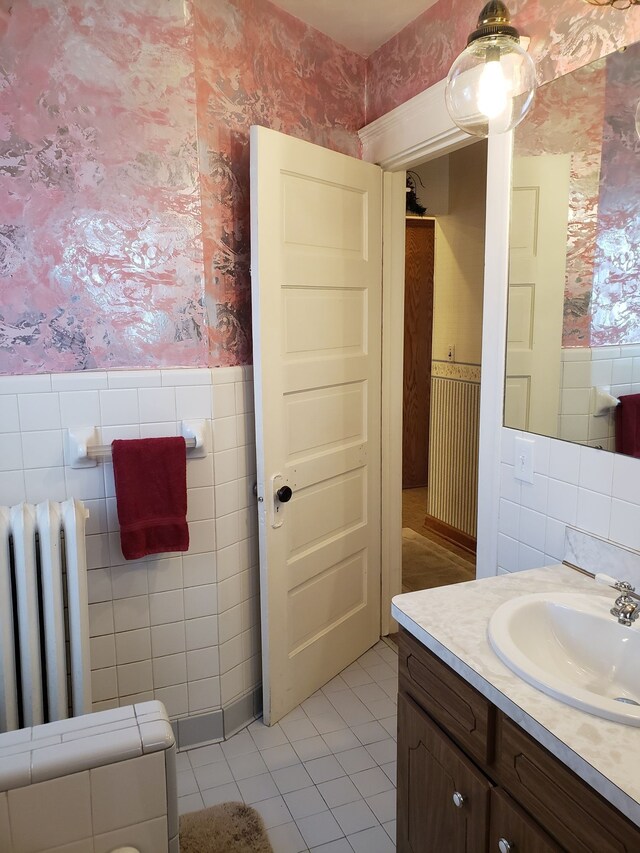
400, 142, 487, 593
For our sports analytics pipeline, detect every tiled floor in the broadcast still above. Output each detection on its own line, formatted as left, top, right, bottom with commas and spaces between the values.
177, 639, 398, 852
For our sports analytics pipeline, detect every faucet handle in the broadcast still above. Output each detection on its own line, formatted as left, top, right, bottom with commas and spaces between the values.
613, 580, 636, 594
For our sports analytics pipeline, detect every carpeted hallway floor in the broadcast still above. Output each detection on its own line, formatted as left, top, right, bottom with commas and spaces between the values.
401, 487, 476, 592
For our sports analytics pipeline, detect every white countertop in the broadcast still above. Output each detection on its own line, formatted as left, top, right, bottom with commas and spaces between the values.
392, 564, 640, 827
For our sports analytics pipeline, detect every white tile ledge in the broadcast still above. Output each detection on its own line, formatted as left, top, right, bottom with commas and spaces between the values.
392, 564, 640, 827
0, 701, 175, 791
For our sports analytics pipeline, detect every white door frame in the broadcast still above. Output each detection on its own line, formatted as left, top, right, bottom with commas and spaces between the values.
360, 79, 512, 633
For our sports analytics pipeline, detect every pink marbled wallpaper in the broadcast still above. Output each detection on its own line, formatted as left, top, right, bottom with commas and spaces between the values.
591, 41, 640, 346
193, 0, 365, 366
0, 0, 365, 374
366, 0, 640, 123
0, 0, 207, 374
514, 62, 607, 347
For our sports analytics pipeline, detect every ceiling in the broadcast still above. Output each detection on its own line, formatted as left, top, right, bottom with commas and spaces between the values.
268, 0, 440, 58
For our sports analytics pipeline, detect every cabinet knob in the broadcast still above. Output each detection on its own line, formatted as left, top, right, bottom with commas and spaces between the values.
498, 839, 515, 853
452, 791, 465, 808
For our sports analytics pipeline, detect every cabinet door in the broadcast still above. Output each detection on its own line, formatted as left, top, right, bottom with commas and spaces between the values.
398, 692, 491, 853
489, 789, 562, 853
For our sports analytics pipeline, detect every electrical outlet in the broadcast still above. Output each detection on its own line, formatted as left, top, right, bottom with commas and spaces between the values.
447, 344, 455, 362
514, 436, 534, 484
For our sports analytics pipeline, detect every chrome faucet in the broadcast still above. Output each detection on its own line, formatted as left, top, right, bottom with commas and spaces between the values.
610, 580, 640, 626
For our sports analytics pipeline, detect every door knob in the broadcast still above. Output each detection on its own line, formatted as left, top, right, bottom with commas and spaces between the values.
452, 791, 465, 808
498, 839, 515, 853
276, 485, 293, 503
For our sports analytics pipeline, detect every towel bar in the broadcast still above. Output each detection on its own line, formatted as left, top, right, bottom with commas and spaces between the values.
68, 420, 208, 468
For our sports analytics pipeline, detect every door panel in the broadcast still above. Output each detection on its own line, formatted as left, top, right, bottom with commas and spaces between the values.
505, 154, 570, 436
250, 125, 383, 723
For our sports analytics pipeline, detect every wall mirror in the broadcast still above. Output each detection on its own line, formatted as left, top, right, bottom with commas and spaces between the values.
504, 40, 640, 457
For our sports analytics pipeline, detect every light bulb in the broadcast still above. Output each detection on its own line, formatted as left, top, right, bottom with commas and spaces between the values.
445, 2, 536, 138
477, 59, 509, 119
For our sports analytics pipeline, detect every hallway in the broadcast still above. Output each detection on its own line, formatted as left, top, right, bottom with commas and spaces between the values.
402, 487, 476, 592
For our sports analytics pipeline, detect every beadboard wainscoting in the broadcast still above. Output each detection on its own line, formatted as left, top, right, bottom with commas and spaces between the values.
0, 367, 260, 747
498, 426, 640, 574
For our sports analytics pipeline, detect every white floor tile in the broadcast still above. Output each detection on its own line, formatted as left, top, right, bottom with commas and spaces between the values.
310, 840, 353, 853
261, 743, 300, 771
305, 755, 346, 784
365, 738, 396, 766
178, 793, 204, 815
283, 787, 328, 820
335, 747, 376, 775
267, 820, 308, 853
177, 769, 199, 797
317, 776, 362, 809
228, 750, 268, 781
201, 781, 242, 807
310, 712, 349, 735
183, 636, 399, 852
249, 719, 289, 751
366, 789, 396, 824
331, 799, 378, 835
193, 759, 234, 791
237, 772, 279, 804
348, 824, 395, 853
281, 716, 319, 742
382, 819, 397, 842
296, 810, 344, 848
220, 729, 257, 759
293, 735, 331, 762
351, 721, 389, 746
253, 795, 293, 830
322, 729, 361, 754
187, 743, 224, 767
350, 767, 393, 799
271, 762, 314, 795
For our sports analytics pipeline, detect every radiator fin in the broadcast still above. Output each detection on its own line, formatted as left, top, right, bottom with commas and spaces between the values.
0, 499, 91, 733
427, 377, 480, 538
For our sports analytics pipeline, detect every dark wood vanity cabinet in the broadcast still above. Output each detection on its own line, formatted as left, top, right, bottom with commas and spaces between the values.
397, 629, 640, 853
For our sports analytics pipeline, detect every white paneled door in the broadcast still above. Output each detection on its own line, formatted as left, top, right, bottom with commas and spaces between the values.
250, 126, 383, 724
505, 153, 570, 435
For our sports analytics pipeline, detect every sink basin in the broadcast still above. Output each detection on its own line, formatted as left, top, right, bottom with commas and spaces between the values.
488, 592, 640, 725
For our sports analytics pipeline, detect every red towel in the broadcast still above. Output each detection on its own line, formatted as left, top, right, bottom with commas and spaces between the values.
112, 437, 189, 560
615, 394, 640, 458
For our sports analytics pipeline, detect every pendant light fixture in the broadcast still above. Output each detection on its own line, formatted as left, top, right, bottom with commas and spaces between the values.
445, 1, 536, 137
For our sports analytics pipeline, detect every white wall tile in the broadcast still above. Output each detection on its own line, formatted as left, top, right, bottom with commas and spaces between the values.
150, 590, 185, 626
0, 373, 51, 394
153, 653, 187, 689
21, 429, 64, 469
184, 584, 217, 619
139, 387, 177, 423
188, 677, 221, 713
8, 771, 93, 851
148, 557, 184, 593
0, 395, 19, 432
610, 499, 640, 551
176, 386, 212, 420
18, 392, 61, 430
0, 433, 23, 471
183, 553, 216, 588
576, 489, 611, 538
185, 616, 218, 651
116, 628, 152, 665
25, 466, 66, 503
549, 440, 580, 485
91, 751, 166, 834
100, 389, 140, 426
113, 596, 151, 632
547, 478, 578, 525
108, 369, 162, 389
59, 390, 101, 428
117, 660, 153, 695
519, 507, 546, 552
152, 622, 187, 658
578, 445, 614, 494
51, 371, 108, 391
212, 383, 236, 419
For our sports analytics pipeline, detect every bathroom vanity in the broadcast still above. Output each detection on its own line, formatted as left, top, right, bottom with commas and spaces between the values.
392, 566, 640, 852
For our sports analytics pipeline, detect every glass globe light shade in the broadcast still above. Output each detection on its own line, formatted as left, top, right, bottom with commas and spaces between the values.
446, 35, 537, 137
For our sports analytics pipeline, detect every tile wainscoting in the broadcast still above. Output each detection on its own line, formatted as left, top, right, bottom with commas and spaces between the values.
0, 366, 260, 746
498, 426, 640, 575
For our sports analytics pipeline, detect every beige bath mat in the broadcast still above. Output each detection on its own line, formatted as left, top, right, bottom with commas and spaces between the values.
179, 801, 273, 853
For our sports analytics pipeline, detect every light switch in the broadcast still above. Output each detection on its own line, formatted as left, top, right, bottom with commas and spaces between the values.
514, 437, 534, 484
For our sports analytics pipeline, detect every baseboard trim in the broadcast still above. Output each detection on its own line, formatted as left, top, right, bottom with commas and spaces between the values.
424, 514, 477, 555
176, 686, 263, 750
